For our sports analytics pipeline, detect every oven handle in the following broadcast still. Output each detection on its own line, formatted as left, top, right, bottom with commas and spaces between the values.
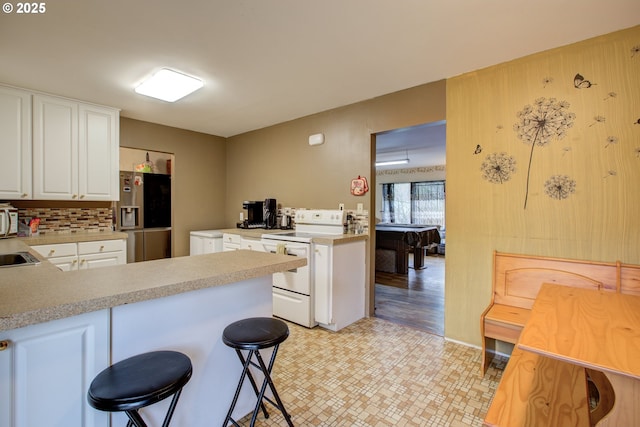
267, 250, 299, 272
261, 241, 310, 257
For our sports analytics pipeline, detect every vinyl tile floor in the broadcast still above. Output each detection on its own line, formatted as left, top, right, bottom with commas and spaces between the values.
235, 317, 506, 426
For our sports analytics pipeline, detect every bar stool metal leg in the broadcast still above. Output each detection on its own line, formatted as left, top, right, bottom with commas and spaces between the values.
222, 317, 293, 427
250, 344, 293, 427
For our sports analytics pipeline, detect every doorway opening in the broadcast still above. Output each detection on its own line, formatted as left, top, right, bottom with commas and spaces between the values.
372, 121, 446, 335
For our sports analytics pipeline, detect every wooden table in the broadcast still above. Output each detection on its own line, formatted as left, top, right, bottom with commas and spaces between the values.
375, 225, 440, 274
517, 283, 640, 426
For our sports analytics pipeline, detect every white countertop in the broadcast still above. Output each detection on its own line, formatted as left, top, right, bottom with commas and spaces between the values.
0, 238, 305, 332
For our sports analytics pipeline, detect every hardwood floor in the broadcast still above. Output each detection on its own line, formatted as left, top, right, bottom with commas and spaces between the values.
374, 253, 444, 335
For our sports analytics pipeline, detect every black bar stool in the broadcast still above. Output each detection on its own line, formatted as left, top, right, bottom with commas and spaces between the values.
222, 317, 294, 427
87, 350, 192, 427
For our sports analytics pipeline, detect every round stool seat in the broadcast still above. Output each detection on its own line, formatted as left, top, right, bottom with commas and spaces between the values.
222, 317, 289, 350
88, 350, 192, 412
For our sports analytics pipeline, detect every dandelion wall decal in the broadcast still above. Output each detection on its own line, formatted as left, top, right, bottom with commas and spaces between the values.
480, 152, 516, 184
635, 147, 640, 158
544, 175, 576, 200
632, 45, 640, 58
603, 92, 617, 101
513, 97, 575, 208
590, 115, 606, 127
542, 77, 554, 88
603, 170, 617, 178
604, 136, 619, 148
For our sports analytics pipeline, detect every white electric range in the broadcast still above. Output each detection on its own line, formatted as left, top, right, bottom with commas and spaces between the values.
261, 209, 345, 327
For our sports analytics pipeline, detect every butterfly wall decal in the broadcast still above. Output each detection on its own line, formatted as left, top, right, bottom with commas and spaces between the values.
574, 73, 596, 89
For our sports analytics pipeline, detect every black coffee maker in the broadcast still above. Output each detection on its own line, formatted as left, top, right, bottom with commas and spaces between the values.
241, 200, 264, 228
263, 198, 277, 229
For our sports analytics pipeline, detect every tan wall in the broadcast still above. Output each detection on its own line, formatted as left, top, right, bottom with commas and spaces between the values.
446, 25, 640, 346
226, 80, 447, 314
119, 117, 227, 257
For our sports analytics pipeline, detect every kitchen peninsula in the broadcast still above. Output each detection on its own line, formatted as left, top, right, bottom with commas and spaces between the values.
0, 238, 305, 427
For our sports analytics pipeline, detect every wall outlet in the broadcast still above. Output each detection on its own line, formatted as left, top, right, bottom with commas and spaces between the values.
339, 203, 345, 211
239, 212, 244, 221
357, 203, 363, 214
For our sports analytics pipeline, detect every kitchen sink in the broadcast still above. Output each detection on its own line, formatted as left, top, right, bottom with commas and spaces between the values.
0, 252, 41, 268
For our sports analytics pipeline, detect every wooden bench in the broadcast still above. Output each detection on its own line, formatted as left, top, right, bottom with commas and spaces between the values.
480, 251, 621, 376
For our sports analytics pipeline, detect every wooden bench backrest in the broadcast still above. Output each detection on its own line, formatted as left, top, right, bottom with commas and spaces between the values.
493, 251, 619, 310
621, 263, 640, 296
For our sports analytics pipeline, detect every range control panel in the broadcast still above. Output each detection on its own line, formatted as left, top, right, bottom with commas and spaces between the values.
295, 209, 345, 226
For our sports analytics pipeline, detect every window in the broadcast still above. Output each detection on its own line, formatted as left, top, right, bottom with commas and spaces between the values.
382, 181, 445, 227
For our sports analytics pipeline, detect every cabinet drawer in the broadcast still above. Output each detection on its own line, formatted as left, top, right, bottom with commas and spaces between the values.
78, 239, 125, 254
223, 233, 241, 245
31, 243, 77, 258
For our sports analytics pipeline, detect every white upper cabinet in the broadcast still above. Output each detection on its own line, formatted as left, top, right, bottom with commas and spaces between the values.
33, 94, 79, 200
33, 94, 119, 201
79, 104, 119, 200
0, 86, 32, 199
0, 85, 121, 201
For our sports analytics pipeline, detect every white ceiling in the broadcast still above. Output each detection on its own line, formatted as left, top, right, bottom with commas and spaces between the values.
376, 122, 446, 169
1, 0, 638, 146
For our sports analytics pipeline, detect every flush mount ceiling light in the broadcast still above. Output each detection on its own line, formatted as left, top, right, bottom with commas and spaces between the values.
375, 150, 410, 167
375, 159, 410, 166
135, 68, 204, 102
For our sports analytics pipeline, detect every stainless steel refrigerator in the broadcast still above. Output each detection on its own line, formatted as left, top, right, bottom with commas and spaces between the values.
117, 171, 171, 263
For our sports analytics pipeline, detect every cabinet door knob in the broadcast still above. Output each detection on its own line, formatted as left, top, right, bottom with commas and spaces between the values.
100, 245, 105, 251
72, 194, 78, 199
80, 195, 85, 199
21, 193, 28, 198
0, 340, 9, 351
49, 250, 55, 255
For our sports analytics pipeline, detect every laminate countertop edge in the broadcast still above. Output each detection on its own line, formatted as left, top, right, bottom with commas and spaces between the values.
0, 240, 305, 332
18, 230, 129, 245
217, 228, 369, 245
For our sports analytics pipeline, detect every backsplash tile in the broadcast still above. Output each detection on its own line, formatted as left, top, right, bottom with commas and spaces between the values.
18, 207, 113, 234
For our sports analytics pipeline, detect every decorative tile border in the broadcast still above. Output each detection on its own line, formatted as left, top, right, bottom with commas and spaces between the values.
18, 207, 113, 234
376, 165, 446, 176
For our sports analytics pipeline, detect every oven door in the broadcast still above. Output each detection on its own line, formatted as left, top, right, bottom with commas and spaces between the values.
260, 240, 311, 295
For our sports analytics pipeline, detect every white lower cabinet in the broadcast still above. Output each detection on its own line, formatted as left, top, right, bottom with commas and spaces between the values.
32, 239, 126, 270
78, 240, 126, 269
0, 309, 110, 427
314, 241, 366, 331
30, 242, 78, 270
222, 233, 241, 251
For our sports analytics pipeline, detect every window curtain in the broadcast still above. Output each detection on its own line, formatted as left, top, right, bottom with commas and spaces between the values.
411, 181, 445, 227
382, 183, 394, 223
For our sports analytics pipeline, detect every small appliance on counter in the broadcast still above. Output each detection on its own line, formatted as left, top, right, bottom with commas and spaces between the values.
264, 198, 277, 229
239, 200, 264, 228
239, 198, 278, 229
0, 203, 18, 238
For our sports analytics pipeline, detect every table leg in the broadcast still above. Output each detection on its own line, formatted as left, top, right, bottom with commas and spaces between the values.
396, 249, 408, 274
413, 247, 425, 269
